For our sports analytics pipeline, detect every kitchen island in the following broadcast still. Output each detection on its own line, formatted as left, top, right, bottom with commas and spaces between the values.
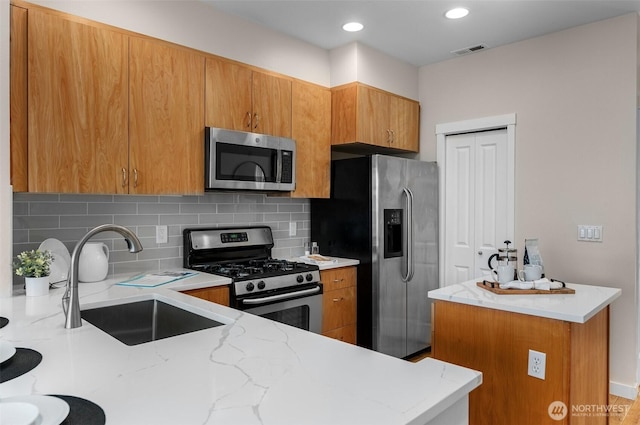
428, 279, 621, 425
0, 272, 481, 425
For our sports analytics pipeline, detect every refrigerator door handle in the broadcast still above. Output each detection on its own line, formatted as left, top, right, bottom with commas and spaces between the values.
402, 187, 415, 282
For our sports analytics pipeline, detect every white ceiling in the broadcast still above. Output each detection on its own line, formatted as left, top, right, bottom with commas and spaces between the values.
204, 0, 640, 67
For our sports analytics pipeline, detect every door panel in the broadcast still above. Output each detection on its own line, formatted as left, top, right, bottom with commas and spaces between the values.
444, 129, 509, 284
28, 10, 128, 193
373, 155, 406, 357
445, 134, 475, 285
405, 160, 438, 355
475, 130, 508, 277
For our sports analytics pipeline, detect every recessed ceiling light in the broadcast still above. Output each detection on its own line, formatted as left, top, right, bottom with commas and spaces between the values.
445, 7, 469, 19
342, 22, 364, 32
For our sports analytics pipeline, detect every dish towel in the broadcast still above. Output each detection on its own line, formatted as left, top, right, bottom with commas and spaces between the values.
499, 278, 563, 290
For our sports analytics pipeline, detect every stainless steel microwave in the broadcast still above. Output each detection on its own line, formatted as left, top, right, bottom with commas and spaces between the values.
205, 127, 296, 192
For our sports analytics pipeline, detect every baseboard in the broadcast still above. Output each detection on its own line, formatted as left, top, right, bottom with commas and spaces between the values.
610, 381, 638, 399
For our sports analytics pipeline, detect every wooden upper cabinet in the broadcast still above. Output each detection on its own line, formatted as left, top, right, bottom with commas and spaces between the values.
390, 95, 420, 152
27, 10, 128, 193
357, 85, 389, 148
10, 5, 28, 192
290, 81, 331, 198
332, 82, 420, 153
129, 37, 205, 194
252, 71, 292, 138
205, 58, 252, 131
205, 57, 292, 138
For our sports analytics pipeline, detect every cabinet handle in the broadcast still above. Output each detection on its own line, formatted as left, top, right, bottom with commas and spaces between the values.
246, 112, 252, 128
387, 129, 392, 143
332, 297, 344, 302
133, 168, 139, 188
121, 167, 128, 188
332, 279, 344, 283
390, 129, 395, 143
253, 113, 260, 129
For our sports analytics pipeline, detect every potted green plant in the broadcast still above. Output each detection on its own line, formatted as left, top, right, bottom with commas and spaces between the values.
14, 249, 53, 296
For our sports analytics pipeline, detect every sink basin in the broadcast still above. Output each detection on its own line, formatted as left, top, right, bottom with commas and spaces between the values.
81, 295, 227, 346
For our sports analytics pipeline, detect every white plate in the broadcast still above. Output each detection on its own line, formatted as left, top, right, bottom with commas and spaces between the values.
0, 339, 16, 363
38, 239, 70, 285
0, 401, 40, 425
38, 239, 71, 268
2, 396, 70, 425
48, 253, 68, 285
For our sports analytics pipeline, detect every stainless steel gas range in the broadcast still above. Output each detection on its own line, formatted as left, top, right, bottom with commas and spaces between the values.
183, 226, 322, 333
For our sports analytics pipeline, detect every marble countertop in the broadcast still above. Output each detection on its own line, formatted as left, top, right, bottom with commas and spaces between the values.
0, 271, 480, 425
428, 279, 621, 323
290, 256, 360, 270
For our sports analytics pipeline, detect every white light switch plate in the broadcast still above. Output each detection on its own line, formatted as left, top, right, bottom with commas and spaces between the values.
289, 222, 297, 236
577, 225, 602, 242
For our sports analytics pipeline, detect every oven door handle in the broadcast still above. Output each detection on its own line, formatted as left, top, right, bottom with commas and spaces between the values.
241, 286, 321, 305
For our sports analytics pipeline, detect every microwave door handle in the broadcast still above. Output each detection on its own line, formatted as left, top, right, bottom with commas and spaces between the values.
402, 187, 414, 282
276, 150, 283, 183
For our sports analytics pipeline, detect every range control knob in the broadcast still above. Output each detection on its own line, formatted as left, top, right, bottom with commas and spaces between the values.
296, 275, 304, 283
257, 280, 266, 290
305, 273, 314, 282
245, 282, 255, 292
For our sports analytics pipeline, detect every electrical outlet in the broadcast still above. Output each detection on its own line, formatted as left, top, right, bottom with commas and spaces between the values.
156, 225, 168, 244
528, 349, 546, 380
289, 222, 297, 237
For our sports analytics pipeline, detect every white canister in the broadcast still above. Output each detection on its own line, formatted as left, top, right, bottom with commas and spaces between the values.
78, 242, 110, 282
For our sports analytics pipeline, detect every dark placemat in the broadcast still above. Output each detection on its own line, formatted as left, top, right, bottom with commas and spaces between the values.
0, 317, 8, 328
0, 347, 42, 383
49, 395, 106, 425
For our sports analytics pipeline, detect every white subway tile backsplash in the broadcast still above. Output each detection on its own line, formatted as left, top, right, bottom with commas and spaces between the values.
12, 193, 310, 283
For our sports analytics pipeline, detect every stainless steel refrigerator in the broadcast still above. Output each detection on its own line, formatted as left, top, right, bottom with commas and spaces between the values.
311, 155, 438, 358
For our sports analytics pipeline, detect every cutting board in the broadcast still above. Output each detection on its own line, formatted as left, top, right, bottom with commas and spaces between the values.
476, 281, 575, 295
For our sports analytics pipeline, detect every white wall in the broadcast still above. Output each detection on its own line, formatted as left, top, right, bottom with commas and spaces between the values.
25, 0, 332, 86
330, 42, 419, 100
419, 13, 638, 397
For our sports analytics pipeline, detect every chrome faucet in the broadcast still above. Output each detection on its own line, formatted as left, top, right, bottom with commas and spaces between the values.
63, 224, 143, 329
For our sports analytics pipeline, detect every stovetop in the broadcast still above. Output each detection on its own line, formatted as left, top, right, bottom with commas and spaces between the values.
190, 259, 318, 281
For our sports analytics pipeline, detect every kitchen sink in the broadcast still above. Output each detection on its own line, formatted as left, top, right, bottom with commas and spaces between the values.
81, 295, 227, 346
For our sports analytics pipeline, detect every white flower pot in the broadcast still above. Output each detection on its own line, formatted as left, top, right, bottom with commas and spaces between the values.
25, 276, 50, 297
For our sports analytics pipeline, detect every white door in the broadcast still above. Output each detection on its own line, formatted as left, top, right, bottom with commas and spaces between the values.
444, 128, 509, 284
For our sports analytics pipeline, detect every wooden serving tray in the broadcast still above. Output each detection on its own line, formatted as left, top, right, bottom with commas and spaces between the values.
476, 281, 575, 295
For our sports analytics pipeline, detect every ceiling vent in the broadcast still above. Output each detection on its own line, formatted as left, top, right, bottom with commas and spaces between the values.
451, 44, 487, 56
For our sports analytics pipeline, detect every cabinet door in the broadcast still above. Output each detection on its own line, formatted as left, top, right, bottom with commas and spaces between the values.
129, 37, 205, 194
28, 10, 128, 193
182, 286, 230, 306
252, 71, 292, 138
291, 81, 331, 198
357, 85, 389, 147
10, 5, 28, 192
205, 57, 252, 131
323, 324, 357, 345
322, 286, 357, 333
390, 96, 420, 152
321, 267, 357, 292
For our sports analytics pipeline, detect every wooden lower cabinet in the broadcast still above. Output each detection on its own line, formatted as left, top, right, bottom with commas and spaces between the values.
432, 301, 609, 425
182, 286, 230, 306
321, 266, 357, 344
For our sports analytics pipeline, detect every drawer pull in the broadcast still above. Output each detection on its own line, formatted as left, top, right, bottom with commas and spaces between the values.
332, 297, 344, 302
332, 278, 344, 283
